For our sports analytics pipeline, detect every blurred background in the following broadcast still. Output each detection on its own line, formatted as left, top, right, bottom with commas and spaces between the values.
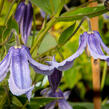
0, 0, 109, 109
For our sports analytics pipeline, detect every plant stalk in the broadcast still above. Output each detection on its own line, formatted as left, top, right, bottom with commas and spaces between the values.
89, 1, 101, 109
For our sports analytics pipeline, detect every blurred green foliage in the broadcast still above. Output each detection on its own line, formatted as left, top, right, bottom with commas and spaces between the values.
0, 0, 109, 109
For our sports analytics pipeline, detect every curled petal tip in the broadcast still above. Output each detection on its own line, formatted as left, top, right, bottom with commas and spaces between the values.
8, 72, 34, 98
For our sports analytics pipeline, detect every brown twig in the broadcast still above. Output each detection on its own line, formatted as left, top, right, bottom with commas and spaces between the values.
89, 1, 101, 109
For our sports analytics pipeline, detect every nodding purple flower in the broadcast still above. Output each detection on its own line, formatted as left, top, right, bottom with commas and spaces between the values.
54, 31, 109, 66
15, 1, 33, 44
77, 31, 109, 64
42, 89, 72, 109
0, 45, 54, 101
41, 58, 72, 109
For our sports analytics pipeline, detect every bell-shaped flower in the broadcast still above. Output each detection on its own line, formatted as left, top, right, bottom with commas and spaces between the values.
0, 45, 54, 101
15, 1, 33, 44
79, 31, 109, 64
41, 89, 72, 109
51, 31, 109, 67
41, 59, 72, 109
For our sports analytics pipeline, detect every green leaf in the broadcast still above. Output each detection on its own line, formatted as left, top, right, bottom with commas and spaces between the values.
58, 22, 76, 45
0, 26, 5, 42
38, 32, 57, 54
3, 16, 19, 39
0, 17, 18, 47
31, 0, 61, 15
64, 66, 82, 89
12, 96, 23, 107
57, 5, 108, 21
29, 97, 61, 109
0, 88, 7, 109
52, 0, 60, 13
70, 102, 109, 109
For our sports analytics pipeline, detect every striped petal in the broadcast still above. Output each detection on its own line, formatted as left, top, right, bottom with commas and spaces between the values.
24, 48, 54, 75
63, 91, 71, 100
15, 2, 26, 23
58, 99, 72, 109
87, 32, 109, 62
0, 47, 12, 82
94, 31, 109, 54
48, 69, 62, 92
8, 47, 34, 100
22, 2, 33, 44
57, 89, 72, 109
45, 102, 56, 109
55, 33, 87, 71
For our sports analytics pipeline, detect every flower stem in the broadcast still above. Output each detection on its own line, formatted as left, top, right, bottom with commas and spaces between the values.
0, 32, 13, 46
30, 17, 56, 54
64, 4, 70, 11
0, 0, 4, 16
12, 29, 21, 47
30, 0, 65, 55
101, 62, 107, 91
71, 16, 92, 35
89, 1, 101, 109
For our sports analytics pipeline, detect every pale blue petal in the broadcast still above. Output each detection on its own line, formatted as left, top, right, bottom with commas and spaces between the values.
87, 32, 104, 55
57, 89, 72, 109
94, 31, 109, 54
0, 48, 12, 82
8, 47, 34, 100
8, 72, 34, 100
58, 99, 72, 109
63, 91, 71, 100
55, 34, 87, 71
40, 88, 49, 96
87, 33, 109, 60
45, 101, 56, 109
24, 48, 54, 75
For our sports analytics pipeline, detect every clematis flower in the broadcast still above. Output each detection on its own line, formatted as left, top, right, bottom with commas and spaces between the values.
0, 45, 54, 100
15, 1, 33, 44
49, 31, 109, 67
41, 58, 72, 109
42, 89, 72, 109
78, 31, 109, 64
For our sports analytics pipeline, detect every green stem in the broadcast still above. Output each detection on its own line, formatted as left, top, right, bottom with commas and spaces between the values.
33, 16, 91, 58
71, 0, 98, 12
4, 0, 16, 25
0, 0, 5, 16
56, 47, 64, 60
56, 8, 108, 22
0, 32, 13, 46
55, 0, 65, 17
42, 14, 48, 30
12, 29, 21, 47
64, 4, 70, 11
30, 17, 56, 54
101, 62, 107, 90
22, 100, 28, 109
30, 0, 65, 55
